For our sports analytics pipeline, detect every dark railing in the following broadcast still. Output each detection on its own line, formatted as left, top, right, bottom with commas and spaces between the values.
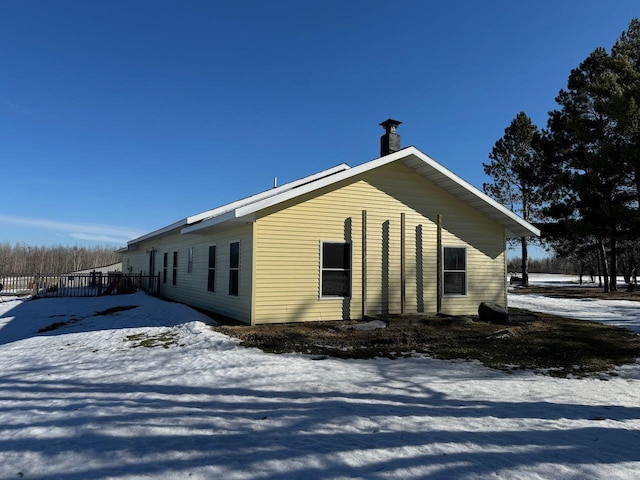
0, 273, 160, 298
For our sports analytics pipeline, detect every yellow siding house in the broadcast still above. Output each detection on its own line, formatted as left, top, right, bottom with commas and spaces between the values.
119, 121, 539, 324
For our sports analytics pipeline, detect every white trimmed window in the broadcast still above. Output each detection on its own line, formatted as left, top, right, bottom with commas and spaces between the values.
172, 251, 178, 286
229, 241, 239, 296
207, 245, 216, 292
443, 247, 466, 295
321, 241, 351, 298
187, 247, 194, 274
163, 252, 168, 284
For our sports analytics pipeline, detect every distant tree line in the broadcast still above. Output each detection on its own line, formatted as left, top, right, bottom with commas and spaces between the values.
508, 253, 638, 285
484, 18, 640, 292
508, 256, 575, 275
0, 243, 121, 274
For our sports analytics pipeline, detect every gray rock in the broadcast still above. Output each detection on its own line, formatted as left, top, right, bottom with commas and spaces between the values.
478, 302, 509, 324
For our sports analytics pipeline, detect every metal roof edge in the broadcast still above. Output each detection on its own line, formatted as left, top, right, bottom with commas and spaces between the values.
181, 210, 238, 234
125, 145, 539, 242
186, 163, 351, 225
127, 218, 188, 245
229, 148, 411, 219
408, 149, 541, 238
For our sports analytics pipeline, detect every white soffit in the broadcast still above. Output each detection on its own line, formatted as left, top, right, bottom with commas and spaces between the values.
401, 150, 540, 239
186, 163, 351, 225
131, 146, 539, 241
183, 146, 539, 239
127, 219, 187, 246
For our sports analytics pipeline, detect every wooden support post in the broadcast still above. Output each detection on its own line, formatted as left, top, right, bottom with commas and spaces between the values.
362, 210, 367, 320
437, 214, 442, 313
400, 212, 406, 314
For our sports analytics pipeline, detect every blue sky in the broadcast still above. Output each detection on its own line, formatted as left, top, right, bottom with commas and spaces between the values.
1, 1, 638, 255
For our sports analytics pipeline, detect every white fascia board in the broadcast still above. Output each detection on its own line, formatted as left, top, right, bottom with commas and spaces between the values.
407, 149, 541, 238
181, 210, 238, 234
180, 156, 397, 235
181, 146, 540, 239
127, 219, 188, 245
230, 149, 409, 219
186, 163, 351, 225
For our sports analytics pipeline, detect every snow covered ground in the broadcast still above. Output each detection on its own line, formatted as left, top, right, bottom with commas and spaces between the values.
510, 274, 640, 333
1, 285, 639, 479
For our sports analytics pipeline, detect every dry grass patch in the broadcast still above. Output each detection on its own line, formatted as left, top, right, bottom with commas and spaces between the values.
124, 331, 181, 349
213, 309, 640, 377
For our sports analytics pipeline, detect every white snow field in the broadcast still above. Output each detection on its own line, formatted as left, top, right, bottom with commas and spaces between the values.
510, 274, 640, 333
1, 282, 639, 479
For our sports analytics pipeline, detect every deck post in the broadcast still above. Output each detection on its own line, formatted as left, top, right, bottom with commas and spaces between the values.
400, 212, 406, 314
362, 210, 367, 320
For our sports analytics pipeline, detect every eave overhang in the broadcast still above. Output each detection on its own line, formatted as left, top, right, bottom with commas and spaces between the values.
122, 146, 539, 248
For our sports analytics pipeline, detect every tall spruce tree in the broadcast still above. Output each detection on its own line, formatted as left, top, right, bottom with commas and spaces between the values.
611, 18, 640, 233
484, 112, 543, 287
543, 19, 640, 292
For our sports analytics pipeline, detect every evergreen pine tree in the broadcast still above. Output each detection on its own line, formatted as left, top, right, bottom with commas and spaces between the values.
483, 112, 543, 287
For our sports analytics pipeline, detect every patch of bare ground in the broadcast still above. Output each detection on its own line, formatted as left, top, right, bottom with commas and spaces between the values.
213, 308, 640, 378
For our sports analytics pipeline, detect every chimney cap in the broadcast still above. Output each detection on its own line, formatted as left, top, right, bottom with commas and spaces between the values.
380, 118, 402, 132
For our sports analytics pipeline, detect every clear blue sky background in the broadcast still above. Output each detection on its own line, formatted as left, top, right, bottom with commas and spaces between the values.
1, 1, 638, 256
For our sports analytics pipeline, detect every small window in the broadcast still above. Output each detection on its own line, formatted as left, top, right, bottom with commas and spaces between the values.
229, 241, 239, 296
149, 250, 156, 276
321, 242, 351, 298
207, 245, 216, 292
172, 251, 178, 286
443, 247, 466, 295
163, 252, 168, 284
187, 247, 194, 274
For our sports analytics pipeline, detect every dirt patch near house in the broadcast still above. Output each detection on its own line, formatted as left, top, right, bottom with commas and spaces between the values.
213, 309, 640, 378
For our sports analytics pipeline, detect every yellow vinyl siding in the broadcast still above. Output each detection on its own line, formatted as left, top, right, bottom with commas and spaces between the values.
253, 161, 506, 324
122, 223, 253, 323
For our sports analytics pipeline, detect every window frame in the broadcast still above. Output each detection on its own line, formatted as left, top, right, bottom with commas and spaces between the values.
187, 247, 194, 274
172, 251, 178, 286
207, 244, 217, 293
228, 241, 240, 297
442, 246, 467, 296
319, 241, 352, 299
163, 252, 168, 284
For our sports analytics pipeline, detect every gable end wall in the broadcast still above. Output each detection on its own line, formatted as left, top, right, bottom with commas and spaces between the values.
252, 162, 506, 324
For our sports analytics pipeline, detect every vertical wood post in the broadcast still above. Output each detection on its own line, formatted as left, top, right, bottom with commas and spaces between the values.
400, 212, 406, 314
437, 214, 442, 313
362, 210, 367, 320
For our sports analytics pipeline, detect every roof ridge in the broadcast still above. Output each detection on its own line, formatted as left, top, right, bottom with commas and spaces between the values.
186, 163, 350, 225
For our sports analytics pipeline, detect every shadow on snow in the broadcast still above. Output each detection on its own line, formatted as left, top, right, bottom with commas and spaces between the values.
0, 292, 206, 346
1, 371, 639, 479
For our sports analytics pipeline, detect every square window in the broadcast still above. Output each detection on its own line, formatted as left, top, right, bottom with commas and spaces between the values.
443, 247, 466, 295
321, 242, 351, 298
